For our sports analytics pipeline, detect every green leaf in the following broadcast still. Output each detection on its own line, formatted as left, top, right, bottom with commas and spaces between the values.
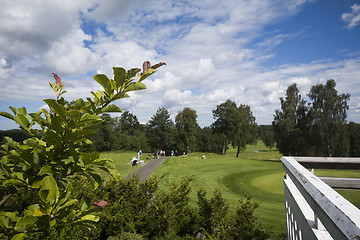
100, 104, 122, 113
113, 67, 127, 88
31, 180, 42, 189
3, 179, 27, 187
93, 74, 111, 93
71, 98, 86, 110
39, 176, 59, 205
139, 68, 157, 81
56, 199, 78, 212
78, 214, 100, 222
0, 215, 9, 228
24, 138, 46, 149
14, 114, 29, 131
0, 211, 20, 222
124, 82, 146, 93
18, 107, 27, 116
11, 233, 28, 240
0, 111, 14, 121
43, 99, 67, 121
127, 68, 141, 79
33, 208, 47, 217
9, 106, 17, 115
15, 215, 37, 230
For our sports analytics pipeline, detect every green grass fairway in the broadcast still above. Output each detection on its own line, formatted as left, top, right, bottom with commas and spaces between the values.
150, 143, 287, 235
150, 143, 360, 237
100, 151, 151, 178
100, 145, 360, 238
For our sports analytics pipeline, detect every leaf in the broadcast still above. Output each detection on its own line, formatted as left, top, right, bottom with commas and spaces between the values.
113, 67, 127, 89
100, 104, 122, 113
78, 214, 100, 222
0, 211, 20, 222
11, 233, 28, 240
151, 62, 166, 70
43, 99, 67, 121
31, 180, 42, 189
33, 208, 47, 217
9, 106, 17, 115
71, 98, 86, 110
24, 138, 46, 149
139, 68, 157, 82
0, 111, 14, 121
56, 199, 78, 212
3, 179, 27, 187
124, 82, 146, 93
93, 74, 111, 93
0, 215, 9, 228
39, 176, 59, 205
14, 114, 29, 131
127, 68, 141, 79
15, 215, 37, 230
18, 107, 27, 116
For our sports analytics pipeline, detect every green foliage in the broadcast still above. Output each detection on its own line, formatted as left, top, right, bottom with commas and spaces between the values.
273, 80, 353, 157
76, 176, 270, 240
146, 107, 176, 152
175, 107, 199, 153
212, 100, 257, 157
196, 127, 223, 153
0, 64, 164, 239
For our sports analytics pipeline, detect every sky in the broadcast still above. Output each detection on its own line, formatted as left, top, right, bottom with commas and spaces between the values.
0, 0, 360, 130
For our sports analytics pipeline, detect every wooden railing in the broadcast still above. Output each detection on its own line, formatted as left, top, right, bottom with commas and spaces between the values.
281, 156, 360, 240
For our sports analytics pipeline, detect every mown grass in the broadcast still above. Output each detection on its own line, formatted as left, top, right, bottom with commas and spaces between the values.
149, 143, 360, 237
100, 144, 360, 237
150, 143, 287, 235
100, 150, 151, 178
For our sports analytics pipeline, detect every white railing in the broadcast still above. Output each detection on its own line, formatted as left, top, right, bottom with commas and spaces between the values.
281, 156, 360, 240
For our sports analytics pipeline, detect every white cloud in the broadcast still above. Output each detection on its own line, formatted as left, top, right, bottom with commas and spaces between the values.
342, 4, 360, 29
0, 0, 359, 130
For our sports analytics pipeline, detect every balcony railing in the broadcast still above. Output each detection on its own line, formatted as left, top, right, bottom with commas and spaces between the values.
281, 156, 360, 240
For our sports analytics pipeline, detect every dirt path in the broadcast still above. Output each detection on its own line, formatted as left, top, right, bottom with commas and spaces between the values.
124, 156, 167, 182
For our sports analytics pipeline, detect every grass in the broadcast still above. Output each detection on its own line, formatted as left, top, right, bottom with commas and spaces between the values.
100, 150, 152, 178
150, 143, 287, 235
149, 143, 360, 237
100, 144, 360, 237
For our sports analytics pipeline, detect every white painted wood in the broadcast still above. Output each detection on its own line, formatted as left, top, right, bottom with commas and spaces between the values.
281, 156, 360, 240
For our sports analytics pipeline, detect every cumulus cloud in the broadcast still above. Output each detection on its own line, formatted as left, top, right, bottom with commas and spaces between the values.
0, 0, 359, 129
342, 4, 360, 29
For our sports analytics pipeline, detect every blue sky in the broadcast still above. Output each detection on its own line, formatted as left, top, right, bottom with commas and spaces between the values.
0, 0, 359, 130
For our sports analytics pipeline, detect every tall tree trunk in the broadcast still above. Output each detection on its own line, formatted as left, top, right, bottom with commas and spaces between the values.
236, 145, 240, 157
222, 136, 226, 155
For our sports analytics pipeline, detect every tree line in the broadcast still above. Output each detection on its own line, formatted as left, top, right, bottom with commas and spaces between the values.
91, 100, 257, 157
1, 79, 359, 158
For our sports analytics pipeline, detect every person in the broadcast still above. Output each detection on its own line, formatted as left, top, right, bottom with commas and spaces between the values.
138, 149, 142, 160
171, 150, 174, 156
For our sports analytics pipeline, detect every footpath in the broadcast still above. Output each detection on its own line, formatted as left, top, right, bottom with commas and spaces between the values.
124, 156, 167, 182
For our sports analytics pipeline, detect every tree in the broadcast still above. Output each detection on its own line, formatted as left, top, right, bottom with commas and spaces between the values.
231, 104, 257, 157
146, 107, 175, 152
0, 62, 165, 239
175, 107, 199, 153
347, 122, 360, 157
93, 113, 120, 152
272, 83, 308, 156
196, 127, 223, 153
212, 100, 257, 157
212, 100, 238, 155
262, 129, 275, 151
308, 79, 350, 157
119, 111, 140, 136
